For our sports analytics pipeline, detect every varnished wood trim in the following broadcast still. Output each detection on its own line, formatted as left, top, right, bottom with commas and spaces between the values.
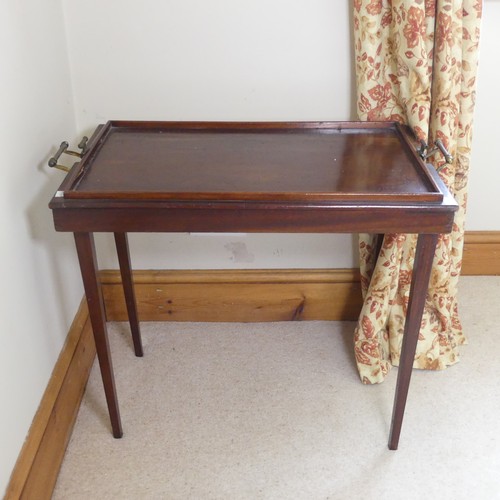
101, 268, 363, 322
4, 300, 95, 500
463, 231, 500, 245
99, 268, 360, 285
462, 231, 500, 275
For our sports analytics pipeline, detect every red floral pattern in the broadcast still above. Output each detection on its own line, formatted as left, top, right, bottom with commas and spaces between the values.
403, 6, 427, 49
352, 0, 482, 383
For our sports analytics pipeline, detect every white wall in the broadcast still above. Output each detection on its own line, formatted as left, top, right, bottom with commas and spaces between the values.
0, 1, 81, 494
65, 0, 354, 126
467, 0, 500, 229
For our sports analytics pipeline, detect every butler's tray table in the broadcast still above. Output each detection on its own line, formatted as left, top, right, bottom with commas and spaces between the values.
49, 121, 457, 449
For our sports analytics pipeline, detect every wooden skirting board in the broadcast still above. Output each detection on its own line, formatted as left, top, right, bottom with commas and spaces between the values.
101, 268, 363, 322
101, 231, 500, 323
5, 231, 499, 498
4, 300, 96, 500
462, 231, 500, 275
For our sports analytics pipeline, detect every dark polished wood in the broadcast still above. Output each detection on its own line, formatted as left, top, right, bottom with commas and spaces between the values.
50, 121, 458, 449
114, 233, 143, 357
388, 233, 439, 450
73, 232, 122, 438
60, 120, 442, 204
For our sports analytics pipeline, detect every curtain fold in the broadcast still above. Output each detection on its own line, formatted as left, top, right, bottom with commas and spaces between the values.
352, 0, 482, 384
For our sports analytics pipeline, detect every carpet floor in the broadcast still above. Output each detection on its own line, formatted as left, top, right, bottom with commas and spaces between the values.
53, 276, 500, 499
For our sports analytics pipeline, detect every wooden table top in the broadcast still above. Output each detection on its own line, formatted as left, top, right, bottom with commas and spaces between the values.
59, 121, 443, 204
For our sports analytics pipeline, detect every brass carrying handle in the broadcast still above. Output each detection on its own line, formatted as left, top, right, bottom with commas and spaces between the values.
434, 139, 453, 165
417, 139, 453, 171
78, 136, 89, 154
48, 141, 70, 172
48, 136, 88, 172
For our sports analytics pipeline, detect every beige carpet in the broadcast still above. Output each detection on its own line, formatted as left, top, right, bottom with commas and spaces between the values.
53, 277, 500, 499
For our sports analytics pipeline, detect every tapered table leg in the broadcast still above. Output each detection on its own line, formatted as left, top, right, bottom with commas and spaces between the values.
388, 233, 439, 450
114, 232, 143, 357
74, 232, 123, 438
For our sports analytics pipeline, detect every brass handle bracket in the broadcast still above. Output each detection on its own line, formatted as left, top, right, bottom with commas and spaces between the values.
78, 136, 89, 155
48, 136, 89, 172
417, 139, 453, 171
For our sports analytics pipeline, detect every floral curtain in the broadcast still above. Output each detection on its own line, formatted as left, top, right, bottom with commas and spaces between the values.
352, 0, 482, 384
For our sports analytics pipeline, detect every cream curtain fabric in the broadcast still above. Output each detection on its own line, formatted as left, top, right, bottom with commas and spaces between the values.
352, 0, 482, 383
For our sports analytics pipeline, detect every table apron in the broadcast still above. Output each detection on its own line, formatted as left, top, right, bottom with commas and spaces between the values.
52, 206, 455, 234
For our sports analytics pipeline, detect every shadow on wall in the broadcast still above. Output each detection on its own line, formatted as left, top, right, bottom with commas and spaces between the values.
346, 5, 358, 121
24, 143, 83, 339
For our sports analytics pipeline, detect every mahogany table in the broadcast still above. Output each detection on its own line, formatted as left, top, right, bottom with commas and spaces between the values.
49, 121, 457, 449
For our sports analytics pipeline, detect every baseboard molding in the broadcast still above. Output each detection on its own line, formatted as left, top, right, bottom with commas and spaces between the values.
101, 268, 364, 322
4, 300, 96, 500
462, 231, 500, 275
